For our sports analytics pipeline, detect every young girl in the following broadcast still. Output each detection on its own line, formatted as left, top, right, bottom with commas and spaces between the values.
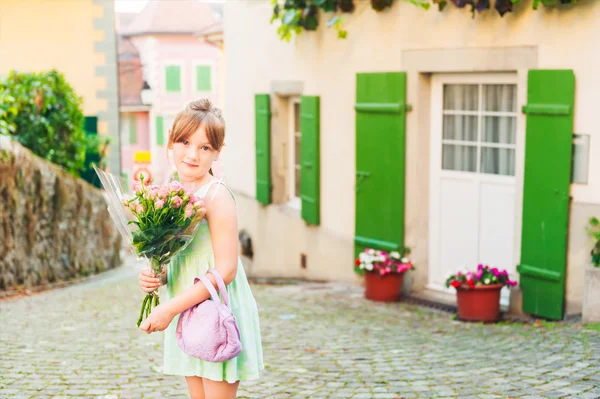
138, 98, 264, 399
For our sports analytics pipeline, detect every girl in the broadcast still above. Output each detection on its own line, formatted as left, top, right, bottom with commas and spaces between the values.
138, 98, 264, 399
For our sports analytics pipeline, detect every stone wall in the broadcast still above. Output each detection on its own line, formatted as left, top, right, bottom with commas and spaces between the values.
0, 137, 121, 290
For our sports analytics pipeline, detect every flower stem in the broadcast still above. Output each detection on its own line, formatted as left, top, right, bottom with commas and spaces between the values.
137, 294, 150, 327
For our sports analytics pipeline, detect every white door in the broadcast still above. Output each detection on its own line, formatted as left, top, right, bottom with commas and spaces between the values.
428, 74, 520, 303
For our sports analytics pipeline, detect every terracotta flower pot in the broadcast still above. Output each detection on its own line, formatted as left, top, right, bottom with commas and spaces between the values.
456, 283, 503, 322
364, 271, 405, 302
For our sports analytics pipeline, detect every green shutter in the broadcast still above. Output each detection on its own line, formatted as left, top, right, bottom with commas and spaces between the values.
129, 115, 137, 144
300, 96, 320, 225
355, 72, 409, 257
84, 116, 98, 135
255, 94, 271, 205
165, 65, 181, 92
196, 65, 212, 91
156, 116, 164, 146
517, 70, 575, 320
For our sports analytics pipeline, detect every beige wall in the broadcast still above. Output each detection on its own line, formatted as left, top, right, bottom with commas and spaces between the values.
0, 0, 106, 116
0, 0, 120, 173
223, 1, 600, 310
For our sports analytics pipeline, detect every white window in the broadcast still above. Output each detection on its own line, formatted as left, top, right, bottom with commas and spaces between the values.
441, 83, 517, 176
288, 98, 301, 208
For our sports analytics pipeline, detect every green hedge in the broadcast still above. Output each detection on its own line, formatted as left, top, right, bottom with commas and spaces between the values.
0, 69, 108, 183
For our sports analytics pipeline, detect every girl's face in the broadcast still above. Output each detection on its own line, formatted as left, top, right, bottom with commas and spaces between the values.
170, 125, 220, 183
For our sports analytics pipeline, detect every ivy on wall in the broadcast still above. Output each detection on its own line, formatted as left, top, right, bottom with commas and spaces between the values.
270, 0, 582, 41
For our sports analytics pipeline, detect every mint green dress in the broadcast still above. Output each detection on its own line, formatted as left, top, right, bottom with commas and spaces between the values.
161, 181, 264, 383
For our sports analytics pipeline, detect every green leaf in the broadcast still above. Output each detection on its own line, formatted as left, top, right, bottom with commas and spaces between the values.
327, 15, 340, 27
338, 29, 348, 39
282, 9, 301, 25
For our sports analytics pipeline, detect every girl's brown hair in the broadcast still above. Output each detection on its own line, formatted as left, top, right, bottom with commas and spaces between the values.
168, 98, 226, 175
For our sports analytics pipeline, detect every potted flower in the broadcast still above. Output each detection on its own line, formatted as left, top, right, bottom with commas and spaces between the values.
445, 264, 517, 322
583, 217, 600, 323
355, 247, 413, 302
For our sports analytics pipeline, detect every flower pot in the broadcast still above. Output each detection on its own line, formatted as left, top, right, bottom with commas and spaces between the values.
364, 271, 405, 302
456, 284, 503, 322
583, 264, 600, 323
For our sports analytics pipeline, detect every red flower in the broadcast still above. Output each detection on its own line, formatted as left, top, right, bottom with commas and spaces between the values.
468, 279, 475, 289
355, 259, 361, 266
451, 280, 460, 288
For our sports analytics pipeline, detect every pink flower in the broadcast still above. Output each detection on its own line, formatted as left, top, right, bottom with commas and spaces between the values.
169, 180, 183, 193
135, 204, 144, 213
172, 196, 183, 208
155, 199, 165, 209
133, 181, 142, 191
158, 187, 169, 198
185, 204, 194, 218
193, 199, 204, 208
148, 188, 159, 199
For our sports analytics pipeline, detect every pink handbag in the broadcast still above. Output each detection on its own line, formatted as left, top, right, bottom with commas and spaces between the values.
175, 268, 242, 362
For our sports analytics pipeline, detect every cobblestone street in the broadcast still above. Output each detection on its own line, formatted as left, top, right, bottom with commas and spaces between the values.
1, 262, 599, 399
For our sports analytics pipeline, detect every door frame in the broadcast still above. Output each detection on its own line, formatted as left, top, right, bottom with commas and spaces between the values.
427, 72, 526, 294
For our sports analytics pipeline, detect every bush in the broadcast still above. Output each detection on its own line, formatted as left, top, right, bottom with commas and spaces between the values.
0, 69, 90, 175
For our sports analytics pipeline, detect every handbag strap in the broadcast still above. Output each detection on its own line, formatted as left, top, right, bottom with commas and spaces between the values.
207, 268, 231, 308
196, 275, 221, 303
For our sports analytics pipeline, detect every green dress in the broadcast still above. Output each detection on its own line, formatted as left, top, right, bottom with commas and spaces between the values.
161, 180, 264, 382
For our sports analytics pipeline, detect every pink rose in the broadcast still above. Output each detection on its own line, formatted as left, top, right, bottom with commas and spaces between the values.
133, 181, 141, 191
193, 199, 204, 208
185, 205, 194, 218
158, 187, 169, 198
172, 196, 183, 208
155, 199, 165, 209
169, 180, 183, 193
135, 204, 144, 213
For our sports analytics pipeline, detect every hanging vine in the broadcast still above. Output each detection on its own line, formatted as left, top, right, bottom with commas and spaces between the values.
270, 0, 583, 41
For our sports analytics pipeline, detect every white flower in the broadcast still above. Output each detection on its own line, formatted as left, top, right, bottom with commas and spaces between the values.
366, 263, 374, 271
390, 251, 400, 259
400, 257, 409, 264
379, 255, 385, 262
368, 249, 375, 255
484, 279, 490, 284
359, 253, 368, 262
359, 263, 366, 270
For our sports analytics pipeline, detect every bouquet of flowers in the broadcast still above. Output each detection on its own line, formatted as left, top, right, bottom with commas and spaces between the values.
445, 264, 517, 290
94, 166, 206, 327
355, 247, 413, 276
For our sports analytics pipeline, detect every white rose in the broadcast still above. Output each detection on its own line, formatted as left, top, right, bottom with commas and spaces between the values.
390, 251, 400, 259
359, 253, 368, 262
368, 249, 375, 255
401, 257, 409, 263
366, 263, 374, 271
484, 279, 490, 284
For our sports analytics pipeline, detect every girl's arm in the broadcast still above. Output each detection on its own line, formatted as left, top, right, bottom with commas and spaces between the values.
140, 183, 238, 333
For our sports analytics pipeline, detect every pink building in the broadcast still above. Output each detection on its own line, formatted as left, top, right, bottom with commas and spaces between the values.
117, 1, 222, 186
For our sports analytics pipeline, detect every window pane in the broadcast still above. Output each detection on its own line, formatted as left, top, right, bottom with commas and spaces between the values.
196, 66, 211, 91
571, 134, 589, 184
294, 168, 301, 197
295, 134, 301, 166
483, 84, 517, 112
443, 84, 478, 111
482, 116, 516, 144
443, 115, 478, 142
294, 102, 300, 133
481, 147, 515, 176
442, 144, 477, 172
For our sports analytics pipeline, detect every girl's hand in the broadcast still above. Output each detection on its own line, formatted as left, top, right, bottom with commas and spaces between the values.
139, 304, 175, 334
138, 268, 160, 293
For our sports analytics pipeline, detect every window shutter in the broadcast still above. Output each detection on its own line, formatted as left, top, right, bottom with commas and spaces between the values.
300, 96, 320, 225
129, 115, 137, 144
165, 65, 181, 92
517, 69, 575, 320
255, 94, 272, 205
156, 116, 164, 146
196, 65, 212, 91
355, 72, 409, 255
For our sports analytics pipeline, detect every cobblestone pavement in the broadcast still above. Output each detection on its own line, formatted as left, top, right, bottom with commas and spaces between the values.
1, 262, 599, 399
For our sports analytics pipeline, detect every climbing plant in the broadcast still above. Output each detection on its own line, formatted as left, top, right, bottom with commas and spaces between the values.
271, 0, 583, 41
